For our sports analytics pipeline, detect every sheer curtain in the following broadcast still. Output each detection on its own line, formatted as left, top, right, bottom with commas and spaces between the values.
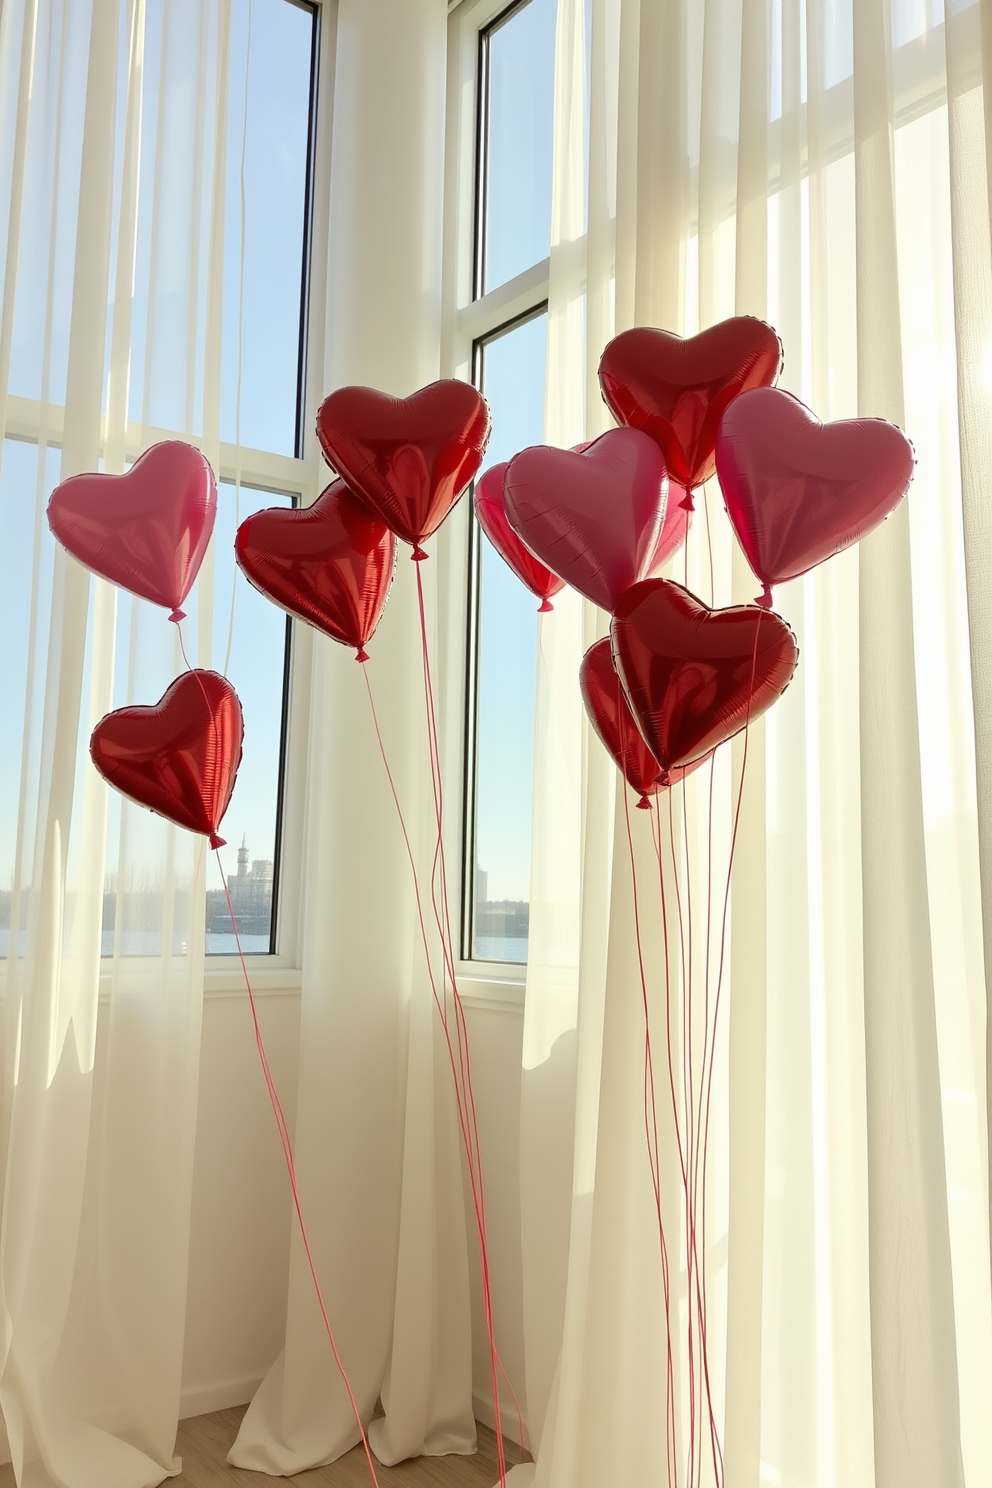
229, 0, 478, 1472
516, 1, 992, 1486
0, 2, 239, 1484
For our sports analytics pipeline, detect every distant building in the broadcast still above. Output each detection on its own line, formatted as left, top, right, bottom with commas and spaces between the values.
474, 864, 528, 940
206, 837, 274, 938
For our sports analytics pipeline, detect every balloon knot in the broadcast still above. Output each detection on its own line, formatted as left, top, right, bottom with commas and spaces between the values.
679, 492, 694, 511
636, 794, 653, 811
538, 598, 554, 613
169, 608, 186, 623
355, 647, 369, 663
755, 586, 774, 610
658, 768, 671, 788
411, 545, 428, 562
209, 833, 225, 850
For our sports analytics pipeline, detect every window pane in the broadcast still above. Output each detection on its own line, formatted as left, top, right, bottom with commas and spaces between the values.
206, 484, 292, 953
5, 2, 316, 445
481, 0, 557, 295
470, 311, 548, 962
221, 0, 316, 455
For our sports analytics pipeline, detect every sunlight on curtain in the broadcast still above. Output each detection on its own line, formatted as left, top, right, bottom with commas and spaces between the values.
516, 1, 992, 1486
0, 2, 237, 1483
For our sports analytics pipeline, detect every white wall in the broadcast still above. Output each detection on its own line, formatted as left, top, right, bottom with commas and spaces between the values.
179, 986, 530, 1445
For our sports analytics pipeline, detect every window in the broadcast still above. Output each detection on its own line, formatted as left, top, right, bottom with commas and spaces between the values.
0, 0, 319, 962
459, 0, 558, 966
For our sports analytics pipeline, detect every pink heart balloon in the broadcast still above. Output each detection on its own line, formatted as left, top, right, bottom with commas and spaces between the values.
474, 462, 566, 612
503, 428, 668, 613
572, 438, 691, 571
715, 387, 915, 606
47, 441, 217, 620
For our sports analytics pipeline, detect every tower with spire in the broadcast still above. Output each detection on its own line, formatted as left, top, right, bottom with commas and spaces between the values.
237, 835, 249, 880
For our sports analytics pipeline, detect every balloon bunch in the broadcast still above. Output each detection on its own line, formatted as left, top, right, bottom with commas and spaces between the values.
474, 314, 915, 1488
476, 314, 914, 801
47, 441, 243, 847
237, 380, 490, 657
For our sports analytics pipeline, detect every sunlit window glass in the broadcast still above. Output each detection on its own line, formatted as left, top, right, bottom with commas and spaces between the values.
469, 311, 548, 962
221, 0, 316, 455
206, 486, 291, 953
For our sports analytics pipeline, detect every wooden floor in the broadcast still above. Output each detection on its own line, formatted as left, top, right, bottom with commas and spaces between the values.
0, 1409, 527, 1488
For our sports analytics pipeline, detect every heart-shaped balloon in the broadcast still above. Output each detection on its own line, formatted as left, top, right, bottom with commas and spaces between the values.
315, 380, 491, 556
47, 440, 217, 620
572, 439, 691, 572
647, 496, 691, 575
598, 318, 782, 493
503, 428, 668, 613
611, 579, 798, 777
715, 387, 915, 606
580, 637, 707, 805
235, 480, 397, 661
90, 670, 243, 848
474, 462, 566, 612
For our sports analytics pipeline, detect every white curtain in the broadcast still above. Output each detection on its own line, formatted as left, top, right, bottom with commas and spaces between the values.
229, 0, 478, 1472
514, 2, 992, 1487
1, 1, 245, 1484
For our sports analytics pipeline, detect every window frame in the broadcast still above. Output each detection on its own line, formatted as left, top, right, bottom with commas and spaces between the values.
439, 0, 555, 1000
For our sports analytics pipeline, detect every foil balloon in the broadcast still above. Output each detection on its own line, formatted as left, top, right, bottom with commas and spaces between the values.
647, 496, 691, 575
47, 440, 217, 621
315, 380, 491, 557
611, 579, 798, 778
90, 670, 243, 848
598, 318, 782, 495
715, 387, 916, 607
571, 439, 691, 572
235, 479, 397, 661
474, 462, 565, 612
503, 428, 668, 613
579, 637, 707, 806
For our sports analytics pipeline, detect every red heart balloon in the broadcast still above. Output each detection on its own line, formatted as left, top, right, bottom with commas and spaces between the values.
610, 579, 798, 777
90, 670, 243, 848
580, 637, 707, 805
647, 496, 691, 574
315, 380, 491, 556
598, 318, 782, 493
474, 462, 566, 612
235, 480, 397, 661
715, 387, 915, 606
503, 428, 668, 613
47, 440, 216, 620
